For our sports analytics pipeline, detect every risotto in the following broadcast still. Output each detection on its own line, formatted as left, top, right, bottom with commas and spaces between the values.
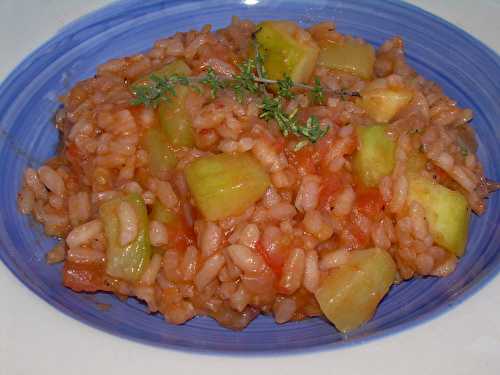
17, 18, 496, 332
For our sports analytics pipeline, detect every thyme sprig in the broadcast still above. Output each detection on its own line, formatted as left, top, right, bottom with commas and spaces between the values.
231, 58, 260, 102
131, 65, 359, 108
130, 73, 191, 107
260, 96, 329, 147
250, 76, 359, 99
130, 54, 359, 146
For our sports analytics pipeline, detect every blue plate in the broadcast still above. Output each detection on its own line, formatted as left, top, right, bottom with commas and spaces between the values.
0, 0, 499, 354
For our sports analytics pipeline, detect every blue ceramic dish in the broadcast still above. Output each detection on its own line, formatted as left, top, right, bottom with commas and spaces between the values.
0, 0, 499, 354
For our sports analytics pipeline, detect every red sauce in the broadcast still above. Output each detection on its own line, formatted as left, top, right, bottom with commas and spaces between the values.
286, 145, 316, 175
255, 241, 285, 277
354, 186, 385, 220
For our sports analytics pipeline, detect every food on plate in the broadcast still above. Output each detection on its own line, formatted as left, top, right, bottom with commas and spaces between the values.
17, 18, 495, 332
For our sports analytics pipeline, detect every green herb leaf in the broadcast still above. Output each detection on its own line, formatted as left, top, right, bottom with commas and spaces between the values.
130, 74, 177, 107
170, 74, 190, 86
310, 77, 325, 104
200, 67, 225, 98
301, 116, 329, 142
277, 74, 295, 100
294, 140, 309, 151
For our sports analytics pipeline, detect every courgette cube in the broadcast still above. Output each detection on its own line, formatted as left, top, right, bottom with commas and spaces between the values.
185, 152, 270, 221
158, 85, 195, 147
99, 193, 151, 282
256, 21, 319, 83
154, 59, 192, 77
408, 175, 470, 256
359, 85, 413, 123
353, 124, 396, 187
143, 127, 177, 177
317, 39, 375, 80
315, 248, 396, 333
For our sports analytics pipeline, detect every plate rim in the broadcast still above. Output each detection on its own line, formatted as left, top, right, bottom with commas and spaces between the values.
0, 0, 499, 355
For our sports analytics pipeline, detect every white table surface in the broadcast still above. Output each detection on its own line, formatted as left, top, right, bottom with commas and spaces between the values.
1, 1, 499, 374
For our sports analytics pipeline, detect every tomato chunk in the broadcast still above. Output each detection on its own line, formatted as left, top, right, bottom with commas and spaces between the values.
63, 262, 107, 293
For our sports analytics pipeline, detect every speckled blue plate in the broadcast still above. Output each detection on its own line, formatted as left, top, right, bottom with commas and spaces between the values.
0, 0, 499, 354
